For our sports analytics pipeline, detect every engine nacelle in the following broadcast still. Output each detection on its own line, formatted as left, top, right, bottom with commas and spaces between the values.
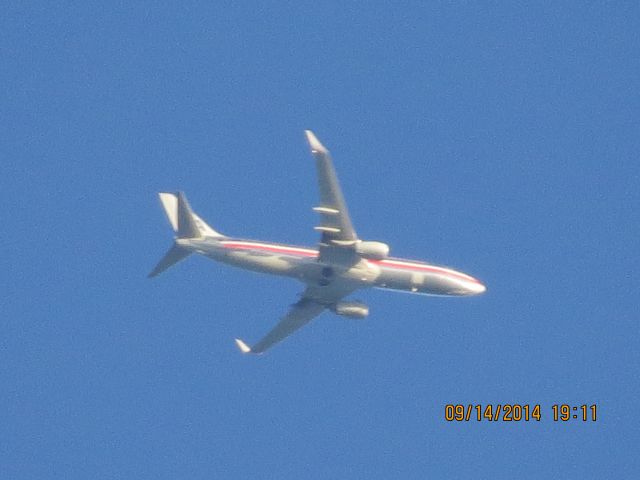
333, 301, 369, 319
355, 241, 390, 260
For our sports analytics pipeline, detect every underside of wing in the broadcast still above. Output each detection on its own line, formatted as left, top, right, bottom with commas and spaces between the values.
305, 131, 359, 263
235, 282, 358, 355
235, 298, 326, 355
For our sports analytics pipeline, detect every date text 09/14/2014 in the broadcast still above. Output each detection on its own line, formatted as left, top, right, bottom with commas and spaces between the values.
444, 404, 597, 422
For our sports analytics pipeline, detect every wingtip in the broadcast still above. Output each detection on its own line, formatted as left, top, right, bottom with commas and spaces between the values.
304, 130, 328, 154
234, 338, 252, 354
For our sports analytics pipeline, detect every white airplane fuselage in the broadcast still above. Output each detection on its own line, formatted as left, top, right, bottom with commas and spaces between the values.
151, 130, 486, 353
180, 237, 486, 297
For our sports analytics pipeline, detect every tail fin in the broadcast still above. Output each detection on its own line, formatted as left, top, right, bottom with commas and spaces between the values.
158, 192, 224, 239
149, 192, 224, 278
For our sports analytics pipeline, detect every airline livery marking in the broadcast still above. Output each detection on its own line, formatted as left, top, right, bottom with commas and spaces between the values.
221, 241, 480, 284
220, 241, 317, 257
372, 259, 481, 284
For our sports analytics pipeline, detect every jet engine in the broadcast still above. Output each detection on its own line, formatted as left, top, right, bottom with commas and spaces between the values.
332, 301, 369, 319
355, 241, 390, 260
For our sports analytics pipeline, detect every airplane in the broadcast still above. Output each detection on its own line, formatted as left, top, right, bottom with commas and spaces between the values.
149, 131, 486, 354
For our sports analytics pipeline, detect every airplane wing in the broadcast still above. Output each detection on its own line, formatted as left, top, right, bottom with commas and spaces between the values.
305, 131, 359, 263
235, 298, 325, 355
235, 282, 356, 354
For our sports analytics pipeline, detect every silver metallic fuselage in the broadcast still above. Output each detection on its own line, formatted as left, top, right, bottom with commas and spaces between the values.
151, 130, 487, 353
181, 237, 486, 297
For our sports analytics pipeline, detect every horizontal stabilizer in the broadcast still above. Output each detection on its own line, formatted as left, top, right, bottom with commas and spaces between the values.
148, 243, 191, 278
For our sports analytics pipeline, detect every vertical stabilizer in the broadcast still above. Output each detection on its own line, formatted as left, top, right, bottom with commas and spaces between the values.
150, 192, 225, 278
158, 193, 179, 231
157, 192, 224, 238
175, 192, 201, 239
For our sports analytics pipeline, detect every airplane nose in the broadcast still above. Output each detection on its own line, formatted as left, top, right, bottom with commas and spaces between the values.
468, 281, 487, 295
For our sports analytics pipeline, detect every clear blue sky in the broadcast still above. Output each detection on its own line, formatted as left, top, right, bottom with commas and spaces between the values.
2, 2, 639, 478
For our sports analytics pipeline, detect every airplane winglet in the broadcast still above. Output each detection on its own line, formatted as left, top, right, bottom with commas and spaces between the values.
304, 130, 328, 154
234, 338, 252, 354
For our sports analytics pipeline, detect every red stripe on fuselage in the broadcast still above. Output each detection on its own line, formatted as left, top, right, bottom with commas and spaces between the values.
220, 241, 480, 284
220, 241, 317, 257
369, 259, 480, 284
